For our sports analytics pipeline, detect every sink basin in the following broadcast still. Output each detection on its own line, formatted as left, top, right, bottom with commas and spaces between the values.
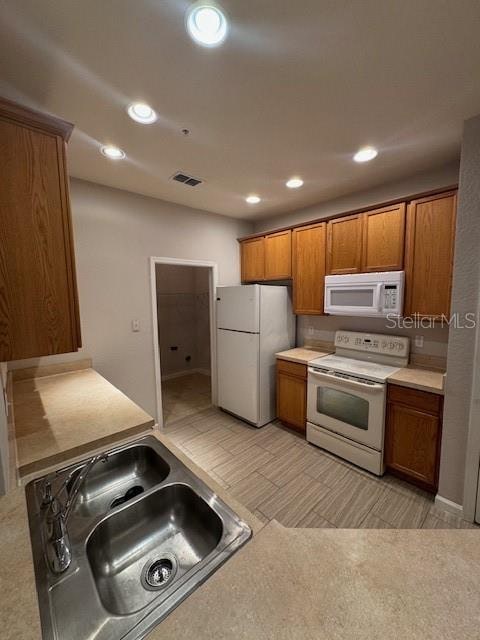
87, 484, 223, 615
26, 436, 251, 640
69, 445, 170, 517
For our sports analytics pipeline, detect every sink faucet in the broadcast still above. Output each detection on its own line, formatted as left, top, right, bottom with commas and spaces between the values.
44, 453, 108, 574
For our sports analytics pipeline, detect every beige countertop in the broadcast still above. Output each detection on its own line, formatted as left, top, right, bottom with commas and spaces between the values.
13, 368, 155, 477
2, 440, 480, 640
387, 365, 446, 395
276, 347, 332, 364
276, 347, 445, 395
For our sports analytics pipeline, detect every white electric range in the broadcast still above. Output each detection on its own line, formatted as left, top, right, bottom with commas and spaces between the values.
306, 330, 409, 475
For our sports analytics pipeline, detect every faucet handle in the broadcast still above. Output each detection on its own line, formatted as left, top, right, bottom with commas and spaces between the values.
40, 473, 57, 509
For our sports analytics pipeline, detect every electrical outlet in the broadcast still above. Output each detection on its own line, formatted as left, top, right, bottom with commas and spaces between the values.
414, 335, 424, 348
307, 326, 315, 336
132, 319, 140, 332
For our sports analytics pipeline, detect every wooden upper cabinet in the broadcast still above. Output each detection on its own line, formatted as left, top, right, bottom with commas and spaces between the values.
326, 214, 363, 275
240, 237, 265, 282
404, 191, 457, 318
292, 223, 326, 314
264, 230, 292, 280
362, 203, 405, 272
0, 97, 81, 361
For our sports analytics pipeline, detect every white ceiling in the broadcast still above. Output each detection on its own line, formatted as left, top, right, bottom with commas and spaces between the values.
1, 0, 479, 220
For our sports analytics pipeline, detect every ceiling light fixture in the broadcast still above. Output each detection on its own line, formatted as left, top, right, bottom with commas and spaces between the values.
353, 146, 378, 163
127, 102, 157, 124
101, 145, 125, 160
246, 195, 261, 204
186, 3, 228, 47
286, 177, 304, 189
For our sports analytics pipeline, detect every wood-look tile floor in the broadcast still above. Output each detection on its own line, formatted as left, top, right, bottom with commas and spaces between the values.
163, 406, 478, 530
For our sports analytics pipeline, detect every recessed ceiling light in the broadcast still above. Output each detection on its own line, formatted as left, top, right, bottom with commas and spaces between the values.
101, 145, 125, 160
186, 4, 228, 47
286, 177, 304, 189
246, 195, 261, 204
127, 102, 157, 124
353, 146, 378, 163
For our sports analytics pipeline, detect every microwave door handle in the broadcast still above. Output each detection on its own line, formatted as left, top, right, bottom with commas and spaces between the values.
308, 369, 384, 392
375, 283, 383, 311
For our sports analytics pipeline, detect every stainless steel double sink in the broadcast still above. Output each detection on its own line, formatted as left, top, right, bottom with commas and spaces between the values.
26, 435, 251, 640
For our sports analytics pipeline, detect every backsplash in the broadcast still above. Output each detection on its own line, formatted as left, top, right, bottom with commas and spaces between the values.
297, 315, 449, 362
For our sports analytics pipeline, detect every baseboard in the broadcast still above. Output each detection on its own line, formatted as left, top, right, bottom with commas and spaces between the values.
434, 494, 464, 516
161, 368, 211, 381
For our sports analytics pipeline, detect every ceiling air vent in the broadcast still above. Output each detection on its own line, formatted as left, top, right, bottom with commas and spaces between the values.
172, 172, 203, 187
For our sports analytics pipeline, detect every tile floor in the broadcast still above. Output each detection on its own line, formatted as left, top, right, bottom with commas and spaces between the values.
163, 405, 478, 530
162, 373, 212, 426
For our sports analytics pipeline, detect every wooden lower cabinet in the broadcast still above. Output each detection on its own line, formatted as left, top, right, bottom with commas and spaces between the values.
276, 359, 307, 434
385, 384, 443, 493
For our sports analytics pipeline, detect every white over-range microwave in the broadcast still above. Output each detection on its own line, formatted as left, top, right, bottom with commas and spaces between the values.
324, 271, 404, 317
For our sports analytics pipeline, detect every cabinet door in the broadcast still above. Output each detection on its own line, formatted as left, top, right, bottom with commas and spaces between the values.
240, 238, 265, 282
326, 214, 363, 274
264, 230, 292, 280
362, 203, 405, 272
276, 371, 306, 433
385, 401, 441, 492
0, 116, 81, 361
292, 223, 326, 314
404, 191, 457, 318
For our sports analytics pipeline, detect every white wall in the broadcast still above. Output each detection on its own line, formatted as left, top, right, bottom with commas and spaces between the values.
440, 115, 480, 508
155, 264, 211, 377
253, 161, 459, 233
8, 179, 252, 419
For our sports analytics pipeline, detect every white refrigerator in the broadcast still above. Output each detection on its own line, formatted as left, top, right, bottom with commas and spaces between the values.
216, 285, 295, 427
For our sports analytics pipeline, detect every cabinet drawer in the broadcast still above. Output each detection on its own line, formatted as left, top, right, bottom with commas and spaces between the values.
387, 384, 442, 414
276, 359, 307, 379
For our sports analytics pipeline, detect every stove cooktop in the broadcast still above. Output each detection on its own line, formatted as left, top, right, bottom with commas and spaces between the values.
308, 354, 402, 383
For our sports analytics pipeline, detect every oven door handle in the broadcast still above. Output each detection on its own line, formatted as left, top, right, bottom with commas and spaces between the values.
308, 368, 384, 392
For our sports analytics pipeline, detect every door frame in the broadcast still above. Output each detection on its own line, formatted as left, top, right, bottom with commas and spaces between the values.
150, 256, 218, 428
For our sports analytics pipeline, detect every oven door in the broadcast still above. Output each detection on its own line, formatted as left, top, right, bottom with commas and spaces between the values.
324, 281, 383, 316
307, 368, 386, 450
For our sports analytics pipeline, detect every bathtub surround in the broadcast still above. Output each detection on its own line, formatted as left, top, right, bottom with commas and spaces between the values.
156, 264, 211, 379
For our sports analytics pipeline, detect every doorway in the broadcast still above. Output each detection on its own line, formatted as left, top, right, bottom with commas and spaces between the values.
150, 257, 218, 428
